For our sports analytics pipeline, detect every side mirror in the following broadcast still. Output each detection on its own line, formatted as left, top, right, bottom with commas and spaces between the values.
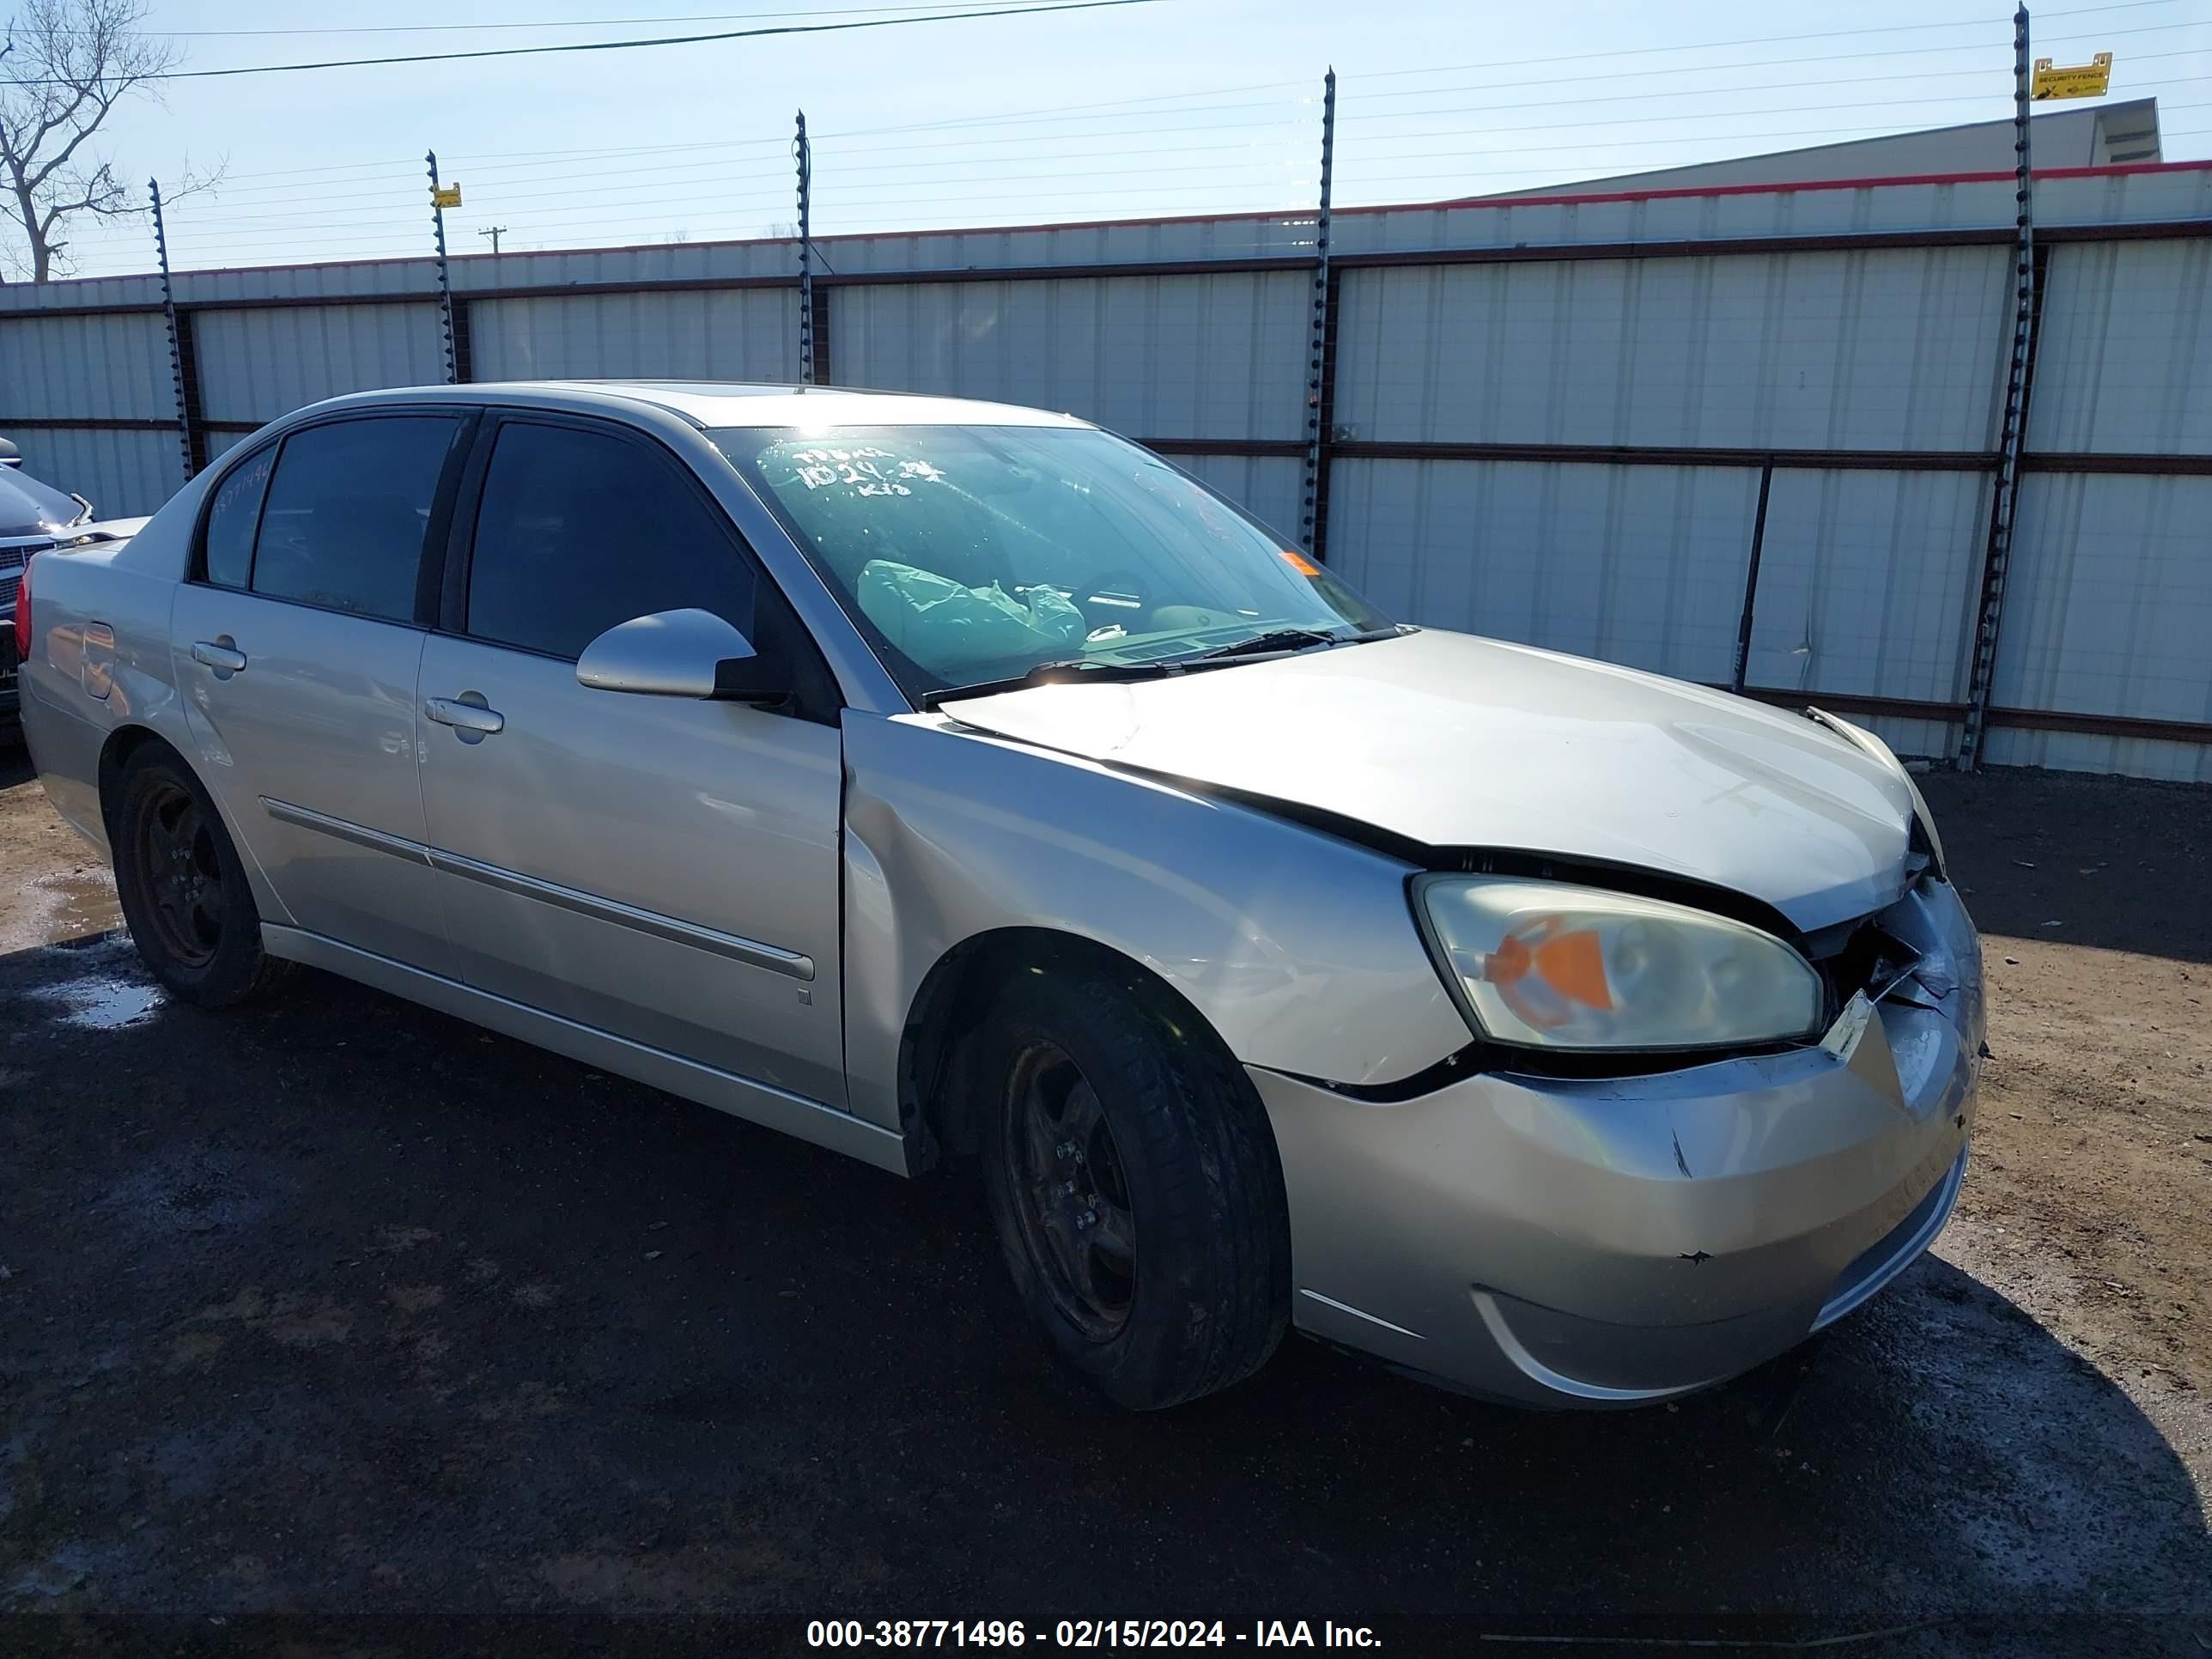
574, 608, 787, 703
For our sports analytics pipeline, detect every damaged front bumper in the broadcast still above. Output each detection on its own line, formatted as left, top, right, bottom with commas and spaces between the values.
1257, 876, 1984, 1407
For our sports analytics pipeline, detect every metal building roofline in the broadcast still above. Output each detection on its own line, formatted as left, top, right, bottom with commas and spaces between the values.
5, 158, 2209, 307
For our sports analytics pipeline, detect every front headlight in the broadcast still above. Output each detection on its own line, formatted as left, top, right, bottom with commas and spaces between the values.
1414, 876, 1825, 1052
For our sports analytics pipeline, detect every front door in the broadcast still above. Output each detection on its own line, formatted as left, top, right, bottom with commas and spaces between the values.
173, 413, 470, 976
414, 415, 847, 1107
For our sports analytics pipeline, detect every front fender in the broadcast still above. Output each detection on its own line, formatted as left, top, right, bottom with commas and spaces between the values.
839, 710, 1469, 1134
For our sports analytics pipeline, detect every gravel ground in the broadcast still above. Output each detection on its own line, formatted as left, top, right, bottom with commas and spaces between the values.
2, 751, 2208, 1658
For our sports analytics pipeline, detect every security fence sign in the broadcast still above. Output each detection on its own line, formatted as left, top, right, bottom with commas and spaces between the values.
432, 183, 463, 209
2030, 52, 2112, 100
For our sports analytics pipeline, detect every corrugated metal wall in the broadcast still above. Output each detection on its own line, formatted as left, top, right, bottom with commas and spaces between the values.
1330, 459, 1757, 684
4, 167, 2209, 779
193, 303, 447, 425
1990, 474, 2212, 781
0, 309, 178, 513
833, 272, 1309, 441
5, 426, 179, 516
1331, 249, 2009, 451
1981, 234, 2212, 781
471, 289, 797, 381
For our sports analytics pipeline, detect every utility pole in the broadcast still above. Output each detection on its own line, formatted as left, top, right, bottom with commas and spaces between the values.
477, 226, 506, 255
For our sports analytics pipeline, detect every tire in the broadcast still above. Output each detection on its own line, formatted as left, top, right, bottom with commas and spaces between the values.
110, 744, 292, 1007
976, 963, 1291, 1411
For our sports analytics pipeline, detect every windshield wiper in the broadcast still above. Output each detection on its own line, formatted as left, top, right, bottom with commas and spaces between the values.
1183, 625, 1391, 663
920, 626, 1401, 710
919, 657, 1185, 709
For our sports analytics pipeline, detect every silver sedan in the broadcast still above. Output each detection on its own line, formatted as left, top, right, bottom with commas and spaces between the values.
16, 381, 1982, 1410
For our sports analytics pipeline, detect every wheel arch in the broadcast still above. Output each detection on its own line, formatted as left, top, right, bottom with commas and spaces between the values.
96, 722, 175, 837
95, 722, 292, 931
902, 926, 1259, 1175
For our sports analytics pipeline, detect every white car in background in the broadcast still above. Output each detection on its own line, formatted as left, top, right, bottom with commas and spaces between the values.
1, 438, 147, 736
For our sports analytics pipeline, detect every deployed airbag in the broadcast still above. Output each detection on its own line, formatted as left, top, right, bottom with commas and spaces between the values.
858, 558, 1085, 675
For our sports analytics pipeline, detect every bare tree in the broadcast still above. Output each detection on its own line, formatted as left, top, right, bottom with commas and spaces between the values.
1, 0, 217, 281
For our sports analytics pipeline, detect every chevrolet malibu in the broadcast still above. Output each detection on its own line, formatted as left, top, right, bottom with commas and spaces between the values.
16, 382, 1983, 1411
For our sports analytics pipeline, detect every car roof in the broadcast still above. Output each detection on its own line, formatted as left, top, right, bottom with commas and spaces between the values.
307, 380, 1092, 431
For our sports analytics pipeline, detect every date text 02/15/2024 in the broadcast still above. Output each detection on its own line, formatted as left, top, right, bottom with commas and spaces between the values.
805, 1620, 1383, 1648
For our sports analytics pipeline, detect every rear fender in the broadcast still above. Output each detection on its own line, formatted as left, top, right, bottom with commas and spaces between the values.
21, 549, 292, 927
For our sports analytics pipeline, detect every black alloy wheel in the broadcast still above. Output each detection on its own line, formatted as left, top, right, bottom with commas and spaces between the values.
1000, 1039, 1139, 1342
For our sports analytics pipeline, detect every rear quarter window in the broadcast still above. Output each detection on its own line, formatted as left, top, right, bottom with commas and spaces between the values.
201, 447, 275, 588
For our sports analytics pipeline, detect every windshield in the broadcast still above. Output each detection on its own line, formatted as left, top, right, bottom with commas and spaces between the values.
713, 423, 1391, 701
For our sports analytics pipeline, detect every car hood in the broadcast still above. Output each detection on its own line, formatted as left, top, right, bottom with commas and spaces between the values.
936, 629, 1919, 933
0, 466, 86, 538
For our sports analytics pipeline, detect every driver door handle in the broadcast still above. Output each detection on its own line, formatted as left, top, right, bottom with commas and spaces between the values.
424, 696, 505, 736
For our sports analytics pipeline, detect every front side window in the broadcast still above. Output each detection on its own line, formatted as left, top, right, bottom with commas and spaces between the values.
713, 423, 1391, 701
201, 446, 274, 588
250, 416, 459, 623
465, 421, 757, 661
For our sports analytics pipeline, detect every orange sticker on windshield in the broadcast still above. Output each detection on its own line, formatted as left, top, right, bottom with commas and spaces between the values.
1279, 550, 1322, 577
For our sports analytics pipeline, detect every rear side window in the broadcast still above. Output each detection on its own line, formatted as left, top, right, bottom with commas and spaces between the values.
464, 421, 757, 660
250, 416, 459, 623
201, 447, 274, 587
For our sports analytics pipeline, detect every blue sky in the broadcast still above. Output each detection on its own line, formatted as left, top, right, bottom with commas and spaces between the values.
37, 0, 2212, 280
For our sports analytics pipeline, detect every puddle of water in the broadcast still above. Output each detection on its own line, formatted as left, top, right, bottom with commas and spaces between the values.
27, 939, 166, 1030
41, 976, 165, 1030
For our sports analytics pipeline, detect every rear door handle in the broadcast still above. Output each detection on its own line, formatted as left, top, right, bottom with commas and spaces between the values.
191, 640, 247, 674
424, 696, 505, 737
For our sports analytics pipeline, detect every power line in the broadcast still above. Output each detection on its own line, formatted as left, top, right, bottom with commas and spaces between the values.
160, 84, 2209, 230
9, 0, 1167, 84
349, 9, 2194, 162
1339, 27, 2205, 103
99, 0, 2170, 44
187, 15, 2203, 185
1338, 0, 2195, 82
105, 0, 1094, 36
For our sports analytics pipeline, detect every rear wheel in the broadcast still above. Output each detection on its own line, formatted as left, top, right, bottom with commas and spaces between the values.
977, 965, 1290, 1410
111, 745, 291, 1006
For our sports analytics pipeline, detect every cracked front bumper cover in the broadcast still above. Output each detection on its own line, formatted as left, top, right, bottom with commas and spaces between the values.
1257, 878, 1984, 1407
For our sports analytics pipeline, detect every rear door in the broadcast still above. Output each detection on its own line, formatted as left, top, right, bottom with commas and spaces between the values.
414, 413, 848, 1106
173, 411, 471, 975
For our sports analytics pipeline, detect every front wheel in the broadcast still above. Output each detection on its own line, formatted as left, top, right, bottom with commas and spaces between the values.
977, 965, 1291, 1410
110, 745, 292, 1007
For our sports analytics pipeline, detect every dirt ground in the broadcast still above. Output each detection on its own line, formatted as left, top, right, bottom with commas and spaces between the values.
1, 749, 2208, 1657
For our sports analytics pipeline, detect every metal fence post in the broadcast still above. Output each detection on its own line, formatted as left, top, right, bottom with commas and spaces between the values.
427, 149, 459, 386
1730, 456, 1777, 696
1297, 68, 1337, 558
1959, 3, 2041, 769
796, 111, 815, 386
148, 179, 201, 484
